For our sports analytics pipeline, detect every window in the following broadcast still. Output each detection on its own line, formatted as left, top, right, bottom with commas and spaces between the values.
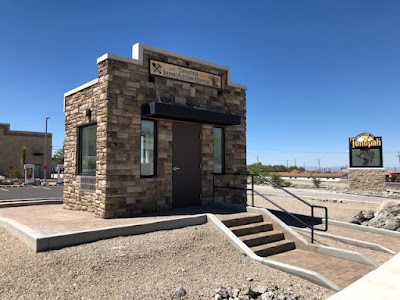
78, 124, 97, 176
213, 127, 225, 173
141, 120, 156, 177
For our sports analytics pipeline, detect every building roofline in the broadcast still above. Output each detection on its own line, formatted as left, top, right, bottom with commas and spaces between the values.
98, 43, 247, 90
63, 78, 99, 112
0, 123, 52, 138
64, 43, 247, 110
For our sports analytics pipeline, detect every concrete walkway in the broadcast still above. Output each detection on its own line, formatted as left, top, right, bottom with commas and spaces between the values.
315, 222, 400, 253
269, 249, 374, 289
0, 204, 241, 236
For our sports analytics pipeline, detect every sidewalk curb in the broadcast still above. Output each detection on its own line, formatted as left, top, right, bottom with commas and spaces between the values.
324, 219, 400, 238
0, 199, 63, 208
295, 227, 396, 255
0, 214, 208, 252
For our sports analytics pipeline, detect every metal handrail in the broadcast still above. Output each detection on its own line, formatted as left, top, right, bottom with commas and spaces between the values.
212, 172, 328, 243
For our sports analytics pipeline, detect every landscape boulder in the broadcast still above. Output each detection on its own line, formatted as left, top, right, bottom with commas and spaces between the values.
212, 285, 301, 300
351, 205, 400, 231
379, 200, 400, 211
349, 210, 375, 225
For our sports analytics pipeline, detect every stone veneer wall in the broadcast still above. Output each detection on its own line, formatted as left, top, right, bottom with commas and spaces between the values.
64, 46, 246, 218
0, 123, 52, 178
348, 168, 386, 192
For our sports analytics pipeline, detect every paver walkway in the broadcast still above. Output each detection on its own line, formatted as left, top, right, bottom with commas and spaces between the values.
0, 204, 241, 235
269, 249, 374, 288
315, 223, 400, 252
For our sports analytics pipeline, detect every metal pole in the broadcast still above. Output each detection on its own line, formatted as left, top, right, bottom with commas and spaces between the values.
251, 174, 254, 207
44, 117, 50, 184
311, 206, 315, 243
212, 173, 215, 203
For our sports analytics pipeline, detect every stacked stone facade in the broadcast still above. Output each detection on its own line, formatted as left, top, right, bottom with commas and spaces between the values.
348, 168, 386, 192
64, 44, 247, 218
0, 123, 52, 178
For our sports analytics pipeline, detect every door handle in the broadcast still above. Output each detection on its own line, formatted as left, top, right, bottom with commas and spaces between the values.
173, 166, 181, 171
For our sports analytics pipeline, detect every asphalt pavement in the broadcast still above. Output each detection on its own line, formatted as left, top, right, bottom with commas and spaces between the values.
0, 186, 63, 201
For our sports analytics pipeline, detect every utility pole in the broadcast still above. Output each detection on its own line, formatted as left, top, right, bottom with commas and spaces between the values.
316, 159, 321, 172
44, 117, 50, 184
286, 160, 289, 168
294, 159, 297, 167
397, 152, 400, 169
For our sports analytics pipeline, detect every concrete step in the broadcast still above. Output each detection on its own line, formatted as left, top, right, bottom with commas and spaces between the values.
239, 230, 285, 247
230, 222, 273, 237
251, 240, 296, 257
220, 213, 264, 228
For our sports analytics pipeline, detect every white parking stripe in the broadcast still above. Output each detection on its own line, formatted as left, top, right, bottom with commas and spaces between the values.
31, 186, 52, 190
0, 188, 9, 192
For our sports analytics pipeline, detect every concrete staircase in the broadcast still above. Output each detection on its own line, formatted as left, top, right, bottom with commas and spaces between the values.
219, 212, 296, 257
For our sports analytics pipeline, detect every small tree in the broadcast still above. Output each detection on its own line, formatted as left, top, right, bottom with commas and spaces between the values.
270, 174, 291, 187
53, 145, 64, 165
312, 178, 322, 188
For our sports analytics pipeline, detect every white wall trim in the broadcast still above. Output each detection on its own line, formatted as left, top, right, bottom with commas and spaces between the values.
63, 78, 98, 112
96, 53, 141, 65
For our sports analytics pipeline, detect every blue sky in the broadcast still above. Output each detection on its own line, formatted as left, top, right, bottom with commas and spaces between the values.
1, 1, 399, 170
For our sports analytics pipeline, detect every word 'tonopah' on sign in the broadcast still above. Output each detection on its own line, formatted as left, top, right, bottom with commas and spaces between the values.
349, 133, 383, 168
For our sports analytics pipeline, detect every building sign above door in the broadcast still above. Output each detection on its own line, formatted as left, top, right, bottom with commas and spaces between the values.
150, 60, 222, 88
349, 133, 383, 168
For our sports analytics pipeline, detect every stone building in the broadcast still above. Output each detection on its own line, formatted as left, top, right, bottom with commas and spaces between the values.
0, 123, 52, 178
63, 43, 247, 218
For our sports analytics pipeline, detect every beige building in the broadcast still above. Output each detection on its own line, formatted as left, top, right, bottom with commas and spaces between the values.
64, 43, 247, 218
0, 123, 52, 178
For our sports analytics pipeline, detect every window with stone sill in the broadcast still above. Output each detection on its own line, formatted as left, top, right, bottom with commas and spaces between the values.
141, 119, 156, 177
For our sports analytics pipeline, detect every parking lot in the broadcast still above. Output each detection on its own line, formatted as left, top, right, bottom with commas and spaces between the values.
0, 185, 63, 201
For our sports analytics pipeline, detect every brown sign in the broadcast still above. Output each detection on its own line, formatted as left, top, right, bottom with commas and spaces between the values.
150, 60, 222, 88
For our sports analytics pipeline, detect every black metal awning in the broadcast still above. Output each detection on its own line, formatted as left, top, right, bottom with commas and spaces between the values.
141, 102, 241, 126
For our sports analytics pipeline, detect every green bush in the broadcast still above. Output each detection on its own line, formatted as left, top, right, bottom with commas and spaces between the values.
270, 174, 291, 187
312, 177, 322, 188
3, 167, 23, 179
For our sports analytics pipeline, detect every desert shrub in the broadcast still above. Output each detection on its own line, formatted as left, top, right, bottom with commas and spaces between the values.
312, 177, 322, 188
270, 174, 291, 187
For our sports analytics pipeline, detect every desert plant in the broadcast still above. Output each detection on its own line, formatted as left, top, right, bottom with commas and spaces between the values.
269, 174, 291, 187
312, 177, 322, 188
20, 146, 27, 166
3, 167, 23, 179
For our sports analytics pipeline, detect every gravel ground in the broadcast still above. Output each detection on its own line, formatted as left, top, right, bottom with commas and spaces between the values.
0, 225, 333, 300
248, 194, 379, 222
0, 182, 393, 300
